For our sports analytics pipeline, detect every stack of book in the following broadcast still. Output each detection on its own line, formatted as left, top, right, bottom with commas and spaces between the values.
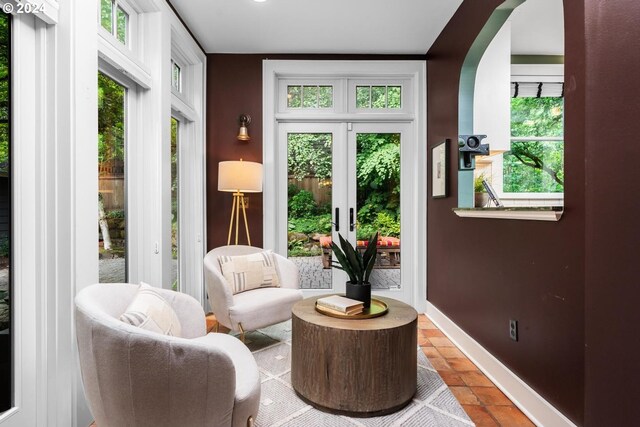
316, 295, 364, 316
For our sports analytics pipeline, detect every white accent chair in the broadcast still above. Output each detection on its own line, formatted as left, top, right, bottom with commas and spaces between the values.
204, 245, 303, 341
75, 283, 260, 427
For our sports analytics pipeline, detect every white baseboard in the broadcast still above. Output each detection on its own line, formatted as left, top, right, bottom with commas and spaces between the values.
425, 302, 577, 427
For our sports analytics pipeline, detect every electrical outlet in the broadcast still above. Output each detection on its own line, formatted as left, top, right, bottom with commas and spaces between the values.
509, 319, 518, 341
241, 197, 249, 209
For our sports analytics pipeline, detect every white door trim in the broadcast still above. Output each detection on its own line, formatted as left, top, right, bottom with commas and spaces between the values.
263, 60, 426, 311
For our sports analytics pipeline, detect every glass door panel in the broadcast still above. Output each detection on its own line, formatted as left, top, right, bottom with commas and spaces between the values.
287, 132, 333, 290
355, 132, 401, 289
278, 122, 412, 302
98, 72, 127, 283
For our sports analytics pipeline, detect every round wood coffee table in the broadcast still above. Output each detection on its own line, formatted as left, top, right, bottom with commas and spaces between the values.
291, 295, 417, 417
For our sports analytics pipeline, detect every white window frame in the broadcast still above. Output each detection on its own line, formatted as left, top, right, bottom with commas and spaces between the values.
493, 64, 565, 202
263, 60, 427, 312
171, 59, 182, 94
98, 0, 138, 51
169, 23, 206, 306
94, 0, 205, 304
1, 12, 43, 427
348, 79, 411, 113
0, 0, 206, 425
97, 62, 142, 283
278, 79, 341, 113
0, 1, 99, 426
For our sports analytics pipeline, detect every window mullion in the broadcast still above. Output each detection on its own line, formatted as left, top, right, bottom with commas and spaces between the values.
111, 0, 117, 37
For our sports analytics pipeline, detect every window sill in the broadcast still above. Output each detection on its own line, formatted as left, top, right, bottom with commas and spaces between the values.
453, 207, 563, 222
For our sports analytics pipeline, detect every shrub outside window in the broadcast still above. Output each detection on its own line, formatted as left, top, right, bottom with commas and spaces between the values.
504, 84, 564, 194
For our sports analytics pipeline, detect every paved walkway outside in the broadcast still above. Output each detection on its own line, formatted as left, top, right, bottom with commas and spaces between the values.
290, 256, 400, 290
99, 258, 178, 285
98, 256, 398, 290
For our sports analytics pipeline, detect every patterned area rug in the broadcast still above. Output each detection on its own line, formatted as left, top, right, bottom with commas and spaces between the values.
243, 322, 475, 427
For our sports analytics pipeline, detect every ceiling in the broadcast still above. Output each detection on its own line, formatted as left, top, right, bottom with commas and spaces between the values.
510, 0, 564, 55
170, 0, 463, 54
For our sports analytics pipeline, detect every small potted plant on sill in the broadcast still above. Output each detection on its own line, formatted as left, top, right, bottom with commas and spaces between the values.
474, 174, 489, 208
330, 232, 378, 308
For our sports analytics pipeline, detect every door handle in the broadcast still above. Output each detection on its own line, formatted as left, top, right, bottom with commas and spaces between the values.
334, 207, 340, 231
350, 208, 355, 232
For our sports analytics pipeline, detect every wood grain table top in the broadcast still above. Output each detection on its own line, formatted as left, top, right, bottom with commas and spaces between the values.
292, 295, 417, 331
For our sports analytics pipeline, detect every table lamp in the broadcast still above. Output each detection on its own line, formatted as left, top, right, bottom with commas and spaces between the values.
218, 159, 263, 245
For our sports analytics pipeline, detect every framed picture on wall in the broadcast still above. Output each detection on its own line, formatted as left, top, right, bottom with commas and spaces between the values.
431, 139, 449, 198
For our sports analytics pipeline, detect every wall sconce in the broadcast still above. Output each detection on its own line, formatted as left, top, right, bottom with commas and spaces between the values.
237, 114, 251, 141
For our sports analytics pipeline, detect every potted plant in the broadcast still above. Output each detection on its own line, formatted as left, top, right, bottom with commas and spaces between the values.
330, 232, 378, 308
474, 175, 489, 208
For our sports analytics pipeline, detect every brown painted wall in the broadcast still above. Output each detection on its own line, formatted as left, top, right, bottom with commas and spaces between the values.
426, 1, 585, 424
583, 0, 640, 425
206, 54, 423, 250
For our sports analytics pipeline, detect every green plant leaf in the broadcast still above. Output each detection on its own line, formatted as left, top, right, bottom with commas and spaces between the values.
362, 232, 378, 267
363, 232, 378, 282
330, 241, 357, 282
338, 233, 363, 282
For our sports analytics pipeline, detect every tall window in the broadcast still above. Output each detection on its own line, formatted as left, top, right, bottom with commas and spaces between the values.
98, 72, 127, 283
504, 83, 564, 194
170, 117, 179, 290
0, 12, 11, 413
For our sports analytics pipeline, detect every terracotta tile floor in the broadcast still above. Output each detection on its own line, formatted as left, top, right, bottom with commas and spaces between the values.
417, 314, 535, 427
92, 314, 534, 427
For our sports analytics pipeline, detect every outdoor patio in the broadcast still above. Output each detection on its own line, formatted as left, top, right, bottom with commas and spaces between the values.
290, 256, 400, 290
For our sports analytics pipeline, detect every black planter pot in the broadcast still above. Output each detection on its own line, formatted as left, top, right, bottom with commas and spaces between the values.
345, 282, 371, 308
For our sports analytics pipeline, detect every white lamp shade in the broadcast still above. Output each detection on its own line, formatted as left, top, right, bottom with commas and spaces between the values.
218, 160, 263, 193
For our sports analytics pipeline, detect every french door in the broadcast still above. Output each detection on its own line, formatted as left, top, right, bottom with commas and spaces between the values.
278, 122, 414, 304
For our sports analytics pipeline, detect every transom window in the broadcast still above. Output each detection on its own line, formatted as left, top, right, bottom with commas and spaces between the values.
278, 78, 410, 114
100, 0, 129, 45
355, 85, 402, 109
171, 60, 182, 92
287, 85, 333, 109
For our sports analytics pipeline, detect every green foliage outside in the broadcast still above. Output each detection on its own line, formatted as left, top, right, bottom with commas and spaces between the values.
105, 209, 125, 219
474, 175, 486, 193
505, 97, 564, 193
287, 133, 332, 181
98, 73, 125, 163
0, 14, 9, 266
98, 72, 127, 256
101, 0, 127, 44
171, 118, 179, 259
356, 86, 401, 109
287, 133, 401, 256
288, 189, 318, 218
0, 14, 9, 174
0, 14, 10, 329
355, 133, 400, 240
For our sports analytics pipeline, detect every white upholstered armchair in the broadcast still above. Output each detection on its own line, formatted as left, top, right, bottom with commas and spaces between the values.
204, 245, 303, 341
75, 283, 260, 427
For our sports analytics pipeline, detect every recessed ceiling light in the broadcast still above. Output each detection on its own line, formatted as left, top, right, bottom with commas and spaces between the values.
253, 0, 267, 2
